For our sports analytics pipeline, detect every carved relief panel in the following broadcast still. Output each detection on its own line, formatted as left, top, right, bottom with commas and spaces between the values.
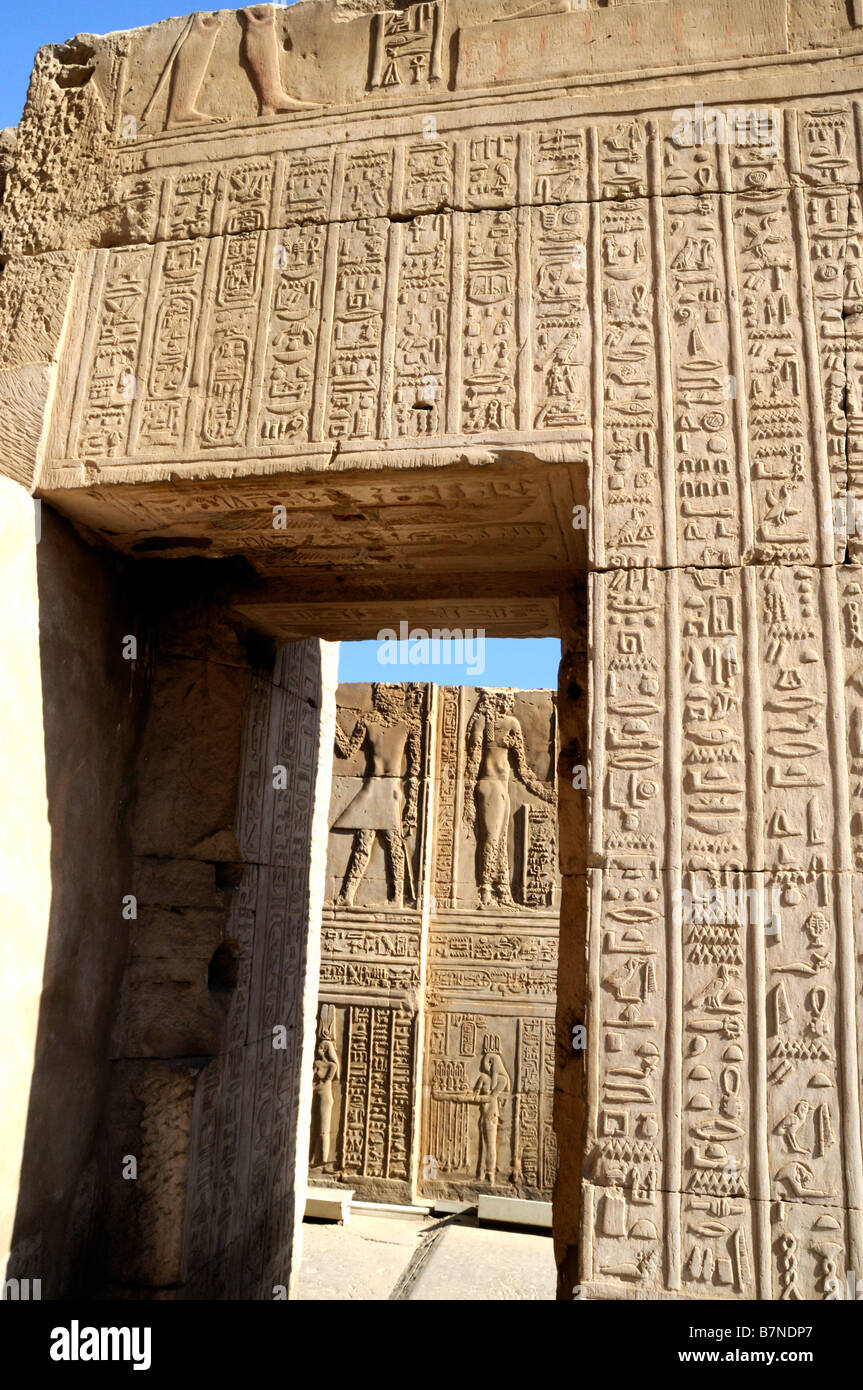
586, 561, 863, 1299
311, 682, 429, 1199
310, 683, 559, 1204
421, 687, 558, 1202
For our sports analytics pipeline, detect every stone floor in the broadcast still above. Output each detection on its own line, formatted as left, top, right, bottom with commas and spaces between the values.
297, 1208, 556, 1301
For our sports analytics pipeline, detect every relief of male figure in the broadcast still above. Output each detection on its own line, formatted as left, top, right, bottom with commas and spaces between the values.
463, 689, 555, 909
332, 684, 423, 909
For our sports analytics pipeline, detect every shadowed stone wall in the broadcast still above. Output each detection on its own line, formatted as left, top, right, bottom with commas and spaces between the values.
0, 494, 146, 1297
102, 577, 336, 1297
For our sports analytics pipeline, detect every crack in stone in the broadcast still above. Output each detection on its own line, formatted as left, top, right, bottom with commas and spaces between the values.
15, 179, 863, 264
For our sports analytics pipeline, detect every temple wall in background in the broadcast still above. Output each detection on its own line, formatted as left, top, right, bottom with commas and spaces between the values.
312, 682, 559, 1206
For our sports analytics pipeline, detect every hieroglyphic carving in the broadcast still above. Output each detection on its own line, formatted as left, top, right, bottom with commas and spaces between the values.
597, 566, 665, 874
757, 566, 833, 874
45, 102, 863, 503
326, 217, 388, 440
468, 134, 516, 208
432, 686, 460, 911
404, 137, 453, 215
846, 181, 863, 561
11, 1, 863, 1305
461, 210, 517, 433
531, 202, 590, 432
313, 930, 419, 1192
73, 247, 151, 461
341, 150, 393, 220
661, 127, 742, 568
136, 241, 209, 454
729, 148, 822, 566
283, 151, 332, 225
166, 170, 218, 242
392, 214, 450, 437
590, 568, 668, 1286
259, 220, 325, 444
421, 687, 558, 1200
590, 548, 863, 1297
796, 107, 856, 561
532, 126, 586, 206
335, 1003, 414, 1181
422, 927, 558, 1198
680, 567, 745, 870
595, 121, 662, 568
369, 2, 445, 90
310, 684, 428, 1196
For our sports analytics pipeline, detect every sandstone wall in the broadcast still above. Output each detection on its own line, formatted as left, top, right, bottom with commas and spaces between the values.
99, 568, 337, 1297
4, 0, 863, 1301
0, 493, 145, 1296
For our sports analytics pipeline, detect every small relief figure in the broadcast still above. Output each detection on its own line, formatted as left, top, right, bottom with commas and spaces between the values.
472, 1038, 512, 1183
310, 1005, 339, 1171
774, 1099, 810, 1155
241, 6, 318, 115
463, 689, 555, 909
687, 963, 745, 1015
331, 684, 423, 908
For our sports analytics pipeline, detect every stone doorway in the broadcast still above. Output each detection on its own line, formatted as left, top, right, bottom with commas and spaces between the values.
0, 526, 584, 1302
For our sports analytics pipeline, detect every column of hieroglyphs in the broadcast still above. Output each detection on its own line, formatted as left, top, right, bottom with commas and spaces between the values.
585, 107, 863, 1300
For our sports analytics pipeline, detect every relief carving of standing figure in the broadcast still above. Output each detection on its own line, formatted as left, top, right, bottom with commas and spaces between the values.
463, 690, 555, 908
143, 5, 319, 131
241, 5, 318, 115
310, 1005, 339, 1171
332, 684, 423, 908
473, 1040, 512, 1183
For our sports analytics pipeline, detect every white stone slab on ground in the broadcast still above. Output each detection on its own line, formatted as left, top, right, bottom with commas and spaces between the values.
432, 1199, 475, 1217
477, 1194, 553, 1229
304, 1187, 354, 1222
405, 1224, 555, 1301
351, 1200, 430, 1218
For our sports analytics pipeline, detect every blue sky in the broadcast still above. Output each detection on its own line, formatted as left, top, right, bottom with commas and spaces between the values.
3, 2, 238, 128
338, 638, 560, 689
